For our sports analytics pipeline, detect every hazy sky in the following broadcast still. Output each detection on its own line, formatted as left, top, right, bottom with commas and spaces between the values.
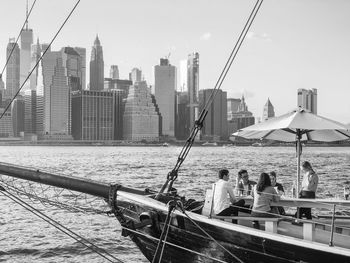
1, 0, 349, 123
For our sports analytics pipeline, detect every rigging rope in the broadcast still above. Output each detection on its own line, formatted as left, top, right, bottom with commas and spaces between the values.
0, 188, 124, 263
0, 0, 81, 121
0, 0, 37, 77
157, 0, 264, 197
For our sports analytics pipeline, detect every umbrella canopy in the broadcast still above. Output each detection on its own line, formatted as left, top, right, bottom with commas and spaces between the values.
232, 108, 350, 196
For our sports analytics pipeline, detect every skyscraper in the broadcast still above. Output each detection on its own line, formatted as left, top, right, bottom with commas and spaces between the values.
5, 39, 20, 102
110, 65, 119, 79
0, 76, 4, 107
74, 47, 86, 90
129, 68, 142, 83
154, 58, 176, 138
123, 81, 159, 141
297, 88, 317, 114
62, 47, 85, 91
262, 98, 275, 121
227, 95, 255, 134
187, 52, 199, 129
199, 89, 228, 141
11, 96, 25, 137
179, 59, 187, 92
29, 38, 42, 91
20, 2, 33, 91
89, 35, 104, 91
24, 89, 36, 134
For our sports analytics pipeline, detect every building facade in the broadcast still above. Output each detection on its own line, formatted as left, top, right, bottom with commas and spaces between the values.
110, 65, 119, 79
89, 35, 104, 91
129, 68, 142, 83
175, 91, 190, 140
72, 90, 114, 140
187, 52, 199, 130
123, 81, 159, 141
4, 39, 20, 102
24, 89, 36, 134
154, 58, 176, 138
11, 96, 25, 137
297, 88, 317, 114
0, 108, 13, 137
227, 95, 255, 135
20, 9, 33, 91
262, 98, 275, 121
199, 89, 228, 141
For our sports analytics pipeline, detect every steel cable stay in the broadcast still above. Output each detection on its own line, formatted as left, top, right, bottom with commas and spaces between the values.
0, 0, 37, 77
0, 0, 81, 121
157, 0, 264, 197
0, 188, 125, 263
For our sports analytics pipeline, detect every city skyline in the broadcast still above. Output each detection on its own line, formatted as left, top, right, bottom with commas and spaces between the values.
0, 0, 350, 124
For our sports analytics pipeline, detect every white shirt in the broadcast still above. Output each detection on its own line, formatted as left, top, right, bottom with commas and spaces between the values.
212, 179, 236, 214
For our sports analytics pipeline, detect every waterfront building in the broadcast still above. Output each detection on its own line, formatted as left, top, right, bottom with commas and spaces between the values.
154, 58, 176, 138
227, 98, 241, 120
71, 90, 114, 141
74, 47, 86, 90
110, 65, 119, 79
24, 89, 36, 134
123, 81, 159, 141
29, 38, 42, 91
89, 35, 104, 91
179, 59, 187, 92
129, 68, 142, 83
227, 95, 255, 135
4, 39, 20, 102
36, 60, 44, 135
20, 4, 33, 91
175, 91, 190, 140
187, 52, 199, 131
62, 47, 85, 91
104, 78, 132, 95
199, 89, 228, 141
262, 98, 275, 121
297, 88, 317, 114
0, 108, 13, 137
11, 96, 25, 137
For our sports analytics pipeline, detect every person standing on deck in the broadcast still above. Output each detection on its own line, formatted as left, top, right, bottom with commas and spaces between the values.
297, 161, 318, 220
213, 169, 245, 223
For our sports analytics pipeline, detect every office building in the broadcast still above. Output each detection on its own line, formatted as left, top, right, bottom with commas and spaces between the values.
0, 76, 4, 107
89, 35, 104, 91
227, 98, 241, 120
11, 96, 25, 137
29, 38, 42, 91
297, 88, 317, 114
24, 89, 36, 134
62, 47, 85, 91
123, 81, 159, 141
129, 68, 142, 83
74, 47, 86, 90
36, 60, 44, 135
0, 108, 13, 137
187, 52, 199, 129
72, 90, 114, 140
227, 95, 255, 135
110, 65, 119, 79
199, 89, 228, 141
4, 39, 20, 102
154, 58, 176, 138
262, 98, 275, 121
175, 91, 190, 140
20, 4, 33, 91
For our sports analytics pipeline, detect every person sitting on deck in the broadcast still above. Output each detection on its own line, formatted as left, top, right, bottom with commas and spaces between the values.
251, 172, 281, 229
235, 169, 257, 196
213, 169, 245, 223
269, 171, 286, 215
297, 161, 318, 220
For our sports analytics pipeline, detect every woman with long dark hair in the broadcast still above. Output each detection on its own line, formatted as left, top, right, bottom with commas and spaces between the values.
251, 172, 280, 229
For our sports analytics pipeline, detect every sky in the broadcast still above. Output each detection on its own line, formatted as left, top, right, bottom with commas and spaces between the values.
1, 0, 350, 124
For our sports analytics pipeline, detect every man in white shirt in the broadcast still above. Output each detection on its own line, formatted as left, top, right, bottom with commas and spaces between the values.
213, 169, 245, 223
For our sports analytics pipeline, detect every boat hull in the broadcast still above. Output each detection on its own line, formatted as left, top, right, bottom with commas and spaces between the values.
117, 198, 350, 263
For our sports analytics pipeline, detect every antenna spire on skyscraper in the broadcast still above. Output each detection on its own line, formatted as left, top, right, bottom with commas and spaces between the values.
25, 0, 29, 30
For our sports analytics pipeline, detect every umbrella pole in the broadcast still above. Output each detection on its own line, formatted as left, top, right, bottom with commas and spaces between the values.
296, 130, 301, 198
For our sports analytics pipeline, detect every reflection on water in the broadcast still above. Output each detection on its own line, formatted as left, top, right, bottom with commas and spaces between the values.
0, 146, 349, 262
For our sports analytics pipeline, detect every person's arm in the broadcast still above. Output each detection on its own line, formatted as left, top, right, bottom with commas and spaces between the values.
271, 187, 280, 202
308, 173, 318, 191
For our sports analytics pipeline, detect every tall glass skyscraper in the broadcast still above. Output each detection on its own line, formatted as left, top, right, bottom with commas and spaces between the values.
89, 35, 104, 91
154, 58, 176, 138
187, 52, 199, 130
5, 39, 20, 101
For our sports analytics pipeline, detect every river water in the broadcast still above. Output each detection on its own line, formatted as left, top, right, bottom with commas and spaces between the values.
0, 145, 350, 262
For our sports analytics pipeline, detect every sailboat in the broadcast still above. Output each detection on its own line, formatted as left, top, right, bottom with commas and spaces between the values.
1, 1, 350, 263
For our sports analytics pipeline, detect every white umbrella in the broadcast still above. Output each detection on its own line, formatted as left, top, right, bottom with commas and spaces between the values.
232, 108, 350, 195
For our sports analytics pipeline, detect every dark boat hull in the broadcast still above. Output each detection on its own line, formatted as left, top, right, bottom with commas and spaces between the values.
118, 197, 350, 263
